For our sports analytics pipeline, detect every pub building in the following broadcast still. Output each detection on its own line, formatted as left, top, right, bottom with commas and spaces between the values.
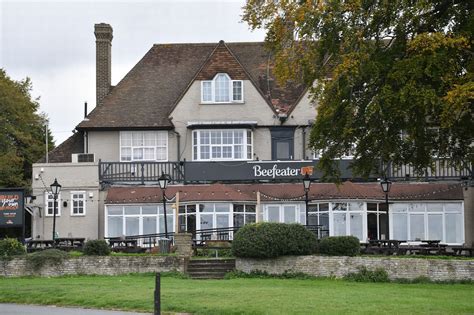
29, 24, 472, 246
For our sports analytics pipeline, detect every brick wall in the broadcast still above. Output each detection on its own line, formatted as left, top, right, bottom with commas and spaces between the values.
236, 256, 474, 281
94, 23, 113, 106
1, 256, 186, 277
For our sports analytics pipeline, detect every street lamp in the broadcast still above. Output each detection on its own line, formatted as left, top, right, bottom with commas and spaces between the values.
50, 178, 61, 242
380, 178, 392, 240
303, 173, 312, 227
158, 173, 171, 238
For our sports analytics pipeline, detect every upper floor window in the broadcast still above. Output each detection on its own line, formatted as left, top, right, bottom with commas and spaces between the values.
192, 129, 252, 161
120, 131, 168, 161
313, 143, 356, 160
201, 73, 244, 103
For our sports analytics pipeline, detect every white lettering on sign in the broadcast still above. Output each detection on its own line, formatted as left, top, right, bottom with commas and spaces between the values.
253, 164, 299, 178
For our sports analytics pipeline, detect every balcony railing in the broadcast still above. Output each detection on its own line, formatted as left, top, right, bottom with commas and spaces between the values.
98, 160, 184, 184
98, 159, 471, 185
387, 160, 472, 181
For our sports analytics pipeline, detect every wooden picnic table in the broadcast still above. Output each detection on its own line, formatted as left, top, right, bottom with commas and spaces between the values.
108, 238, 141, 253
26, 239, 55, 252
55, 237, 85, 250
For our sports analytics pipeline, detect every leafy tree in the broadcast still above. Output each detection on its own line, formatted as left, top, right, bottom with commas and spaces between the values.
0, 69, 54, 188
243, 0, 473, 180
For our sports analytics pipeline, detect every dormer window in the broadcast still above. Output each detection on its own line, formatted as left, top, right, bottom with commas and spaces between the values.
201, 73, 243, 103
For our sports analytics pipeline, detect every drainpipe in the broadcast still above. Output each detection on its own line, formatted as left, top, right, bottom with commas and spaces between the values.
171, 131, 181, 161
256, 191, 261, 222
302, 127, 306, 160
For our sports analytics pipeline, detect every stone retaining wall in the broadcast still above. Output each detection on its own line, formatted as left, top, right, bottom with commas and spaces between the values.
1, 256, 186, 277
236, 256, 474, 281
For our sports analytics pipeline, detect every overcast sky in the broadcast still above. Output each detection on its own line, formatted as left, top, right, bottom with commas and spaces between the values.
0, 0, 266, 144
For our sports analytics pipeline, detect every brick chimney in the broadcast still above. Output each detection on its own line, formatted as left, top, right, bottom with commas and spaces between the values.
94, 23, 113, 106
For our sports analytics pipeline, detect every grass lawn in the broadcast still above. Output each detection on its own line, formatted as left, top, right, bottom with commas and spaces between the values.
0, 274, 473, 314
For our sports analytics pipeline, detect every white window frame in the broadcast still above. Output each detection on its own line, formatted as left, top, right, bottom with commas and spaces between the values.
263, 204, 301, 224
70, 191, 86, 216
45, 192, 61, 217
201, 73, 244, 104
192, 129, 253, 161
119, 131, 168, 162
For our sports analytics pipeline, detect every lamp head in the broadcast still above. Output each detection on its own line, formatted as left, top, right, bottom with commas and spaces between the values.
50, 178, 62, 197
158, 173, 171, 190
303, 173, 311, 191
380, 178, 392, 193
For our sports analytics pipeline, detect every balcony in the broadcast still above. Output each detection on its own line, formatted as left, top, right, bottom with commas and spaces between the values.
98, 159, 471, 185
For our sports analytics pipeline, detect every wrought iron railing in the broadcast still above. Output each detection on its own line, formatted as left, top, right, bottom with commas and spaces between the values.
99, 160, 184, 184
387, 159, 472, 181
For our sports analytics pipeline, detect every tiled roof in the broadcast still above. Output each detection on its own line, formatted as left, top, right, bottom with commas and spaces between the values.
77, 42, 306, 130
36, 132, 84, 163
105, 182, 463, 204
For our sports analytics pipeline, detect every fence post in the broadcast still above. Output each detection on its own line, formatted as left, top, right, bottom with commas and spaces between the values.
154, 273, 161, 315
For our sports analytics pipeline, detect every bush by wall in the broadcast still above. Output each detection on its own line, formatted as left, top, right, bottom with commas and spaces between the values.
232, 223, 317, 258
344, 266, 390, 282
83, 239, 111, 256
26, 249, 69, 270
319, 236, 360, 256
0, 238, 26, 260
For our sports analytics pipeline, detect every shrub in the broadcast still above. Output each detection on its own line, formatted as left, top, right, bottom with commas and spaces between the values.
26, 249, 68, 270
232, 223, 317, 258
319, 236, 360, 256
83, 239, 111, 256
0, 238, 26, 260
344, 266, 390, 282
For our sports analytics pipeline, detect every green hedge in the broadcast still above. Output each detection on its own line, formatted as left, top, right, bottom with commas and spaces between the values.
319, 236, 360, 256
0, 238, 26, 260
232, 223, 317, 258
83, 239, 111, 256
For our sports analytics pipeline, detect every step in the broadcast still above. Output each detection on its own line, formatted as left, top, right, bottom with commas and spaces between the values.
187, 259, 235, 279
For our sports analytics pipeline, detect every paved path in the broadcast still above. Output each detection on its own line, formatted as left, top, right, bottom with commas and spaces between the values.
0, 303, 152, 315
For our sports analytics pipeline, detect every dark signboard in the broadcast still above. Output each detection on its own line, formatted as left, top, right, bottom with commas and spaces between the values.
184, 160, 356, 182
0, 189, 24, 227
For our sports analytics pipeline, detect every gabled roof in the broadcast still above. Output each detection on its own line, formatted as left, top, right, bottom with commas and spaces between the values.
77, 41, 306, 130
36, 132, 84, 163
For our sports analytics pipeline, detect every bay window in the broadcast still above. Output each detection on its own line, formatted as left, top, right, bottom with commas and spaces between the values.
120, 131, 168, 161
201, 73, 244, 103
192, 129, 253, 161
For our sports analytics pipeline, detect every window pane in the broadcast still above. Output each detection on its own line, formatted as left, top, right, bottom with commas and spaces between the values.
410, 214, 425, 240
216, 214, 229, 228
222, 146, 232, 158
234, 145, 243, 159
202, 81, 212, 102
276, 141, 290, 160
245, 205, 256, 213
144, 148, 155, 160
319, 213, 329, 230
200, 146, 210, 159
427, 214, 443, 240
215, 74, 230, 102
143, 216, 157, 235
232, 81, 242, 101
349, 213, 363, 241
308, 213, 318, 226
121, 132, 132, 146
283, 206, 296, 223
125, 217, 139, 236
222, 131, 233, 144
333, 213, 346, 236
445, 213, 463, 243
445, 203, 461, 212
156, 132, 167, 147
267, 206, 280, 222
156, 147, 166, 160
200, 214, 213, 229
332, 203, 347, 211
144, 132, 155, 146
349, 202, 363, 210
393, 213, 407, 240
211, 131, 221, 144
132, 132, 143, 146
233, 204, 244, 212
234, 131, 243, 144
133, 148, 143, 160
215, 204, 229, 212
427, 203, 443, 212
211, 146, 221, 159
108, 206, 123, 215
107, 216, 123, 237
142, 206, 158, 214
200, 131, 210, 144
121, 148, 132, 161
246, 214, 256, 224
124, 206, 140, 215
234, 213, 244, 228
408, 203, 425, 212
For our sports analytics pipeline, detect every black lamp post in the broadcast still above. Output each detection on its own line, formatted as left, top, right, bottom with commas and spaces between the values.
50, 178, 61, 242
158, 173, 171, 239
303, 173, 312, 227
380, 178, 392, 240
